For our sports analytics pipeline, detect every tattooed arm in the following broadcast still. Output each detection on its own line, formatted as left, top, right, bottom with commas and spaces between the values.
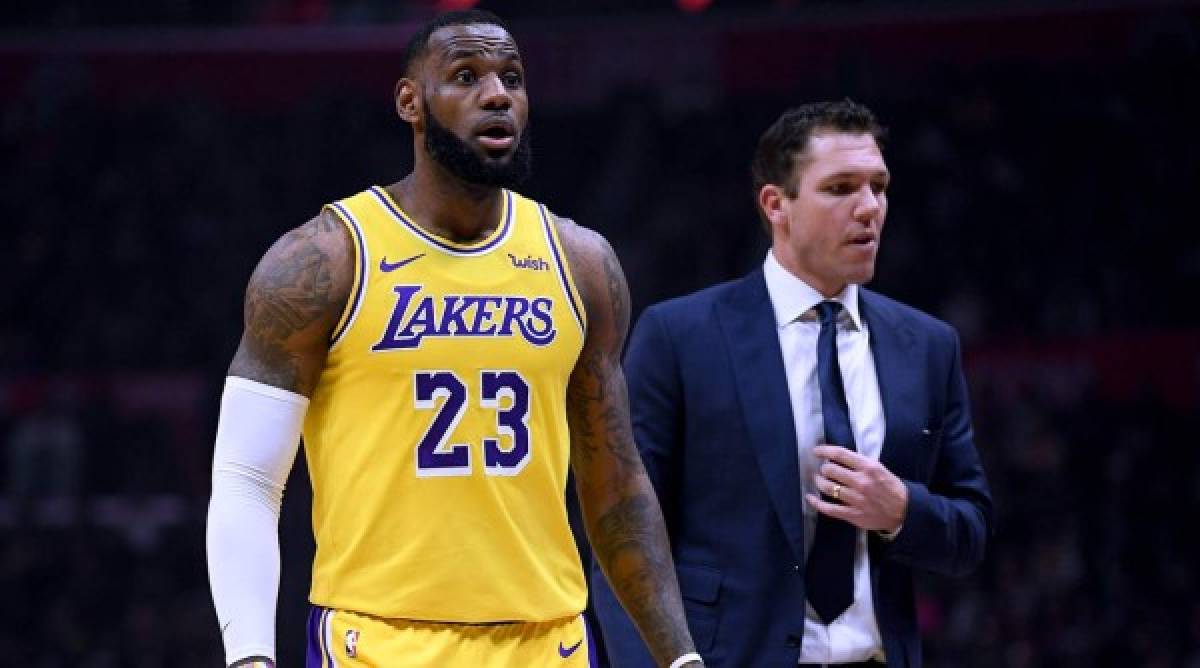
228, 208, 354, 393
556, 217, 700, 668
208, 210, 353, 667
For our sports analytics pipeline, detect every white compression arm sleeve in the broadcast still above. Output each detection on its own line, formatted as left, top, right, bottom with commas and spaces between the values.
206, 376, 308, 665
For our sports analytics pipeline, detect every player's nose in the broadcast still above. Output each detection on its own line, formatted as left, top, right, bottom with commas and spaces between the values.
479, 73, 512, 110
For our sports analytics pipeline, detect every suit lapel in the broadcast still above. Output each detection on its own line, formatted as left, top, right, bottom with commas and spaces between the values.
860, 290, 917, 477
715, 270, 806, 562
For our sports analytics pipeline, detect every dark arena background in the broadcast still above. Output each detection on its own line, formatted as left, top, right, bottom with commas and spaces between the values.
3, 0, 1199, 665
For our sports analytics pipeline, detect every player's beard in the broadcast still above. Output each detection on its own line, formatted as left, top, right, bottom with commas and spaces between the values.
423, 101, 532, 189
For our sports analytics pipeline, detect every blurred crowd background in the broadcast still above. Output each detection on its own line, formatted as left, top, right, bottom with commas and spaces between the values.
3, 0, 1199, 665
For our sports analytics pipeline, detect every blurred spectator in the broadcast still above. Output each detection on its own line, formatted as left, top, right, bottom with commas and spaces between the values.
4, 383, 83, 521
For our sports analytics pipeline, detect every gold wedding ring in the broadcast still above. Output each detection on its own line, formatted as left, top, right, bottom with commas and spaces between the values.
831, 483, 842, 501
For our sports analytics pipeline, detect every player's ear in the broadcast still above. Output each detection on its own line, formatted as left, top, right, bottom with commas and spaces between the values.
759, 183, 789, 230
395, 78, 420, 127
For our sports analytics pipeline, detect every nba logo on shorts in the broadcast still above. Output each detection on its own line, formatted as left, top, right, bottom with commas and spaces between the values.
344, 629, 359, 658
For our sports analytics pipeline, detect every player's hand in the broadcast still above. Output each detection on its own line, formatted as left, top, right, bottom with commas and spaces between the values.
806, 444, 907, 533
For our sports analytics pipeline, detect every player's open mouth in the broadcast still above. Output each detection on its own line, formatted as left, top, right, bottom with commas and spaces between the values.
476, 120, 516, 151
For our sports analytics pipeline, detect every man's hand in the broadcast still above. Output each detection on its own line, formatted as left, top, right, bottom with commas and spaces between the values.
807, 444, 907, 533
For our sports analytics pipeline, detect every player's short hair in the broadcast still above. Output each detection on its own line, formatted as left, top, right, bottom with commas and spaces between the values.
751, 99, 886, 231
402, 9, 513, 78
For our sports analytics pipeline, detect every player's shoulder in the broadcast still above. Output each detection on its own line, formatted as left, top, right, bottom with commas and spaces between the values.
285, 206, 352, 250
546, 211, 613, 267
245, 207, 355, 327
257, 208, 353, 281
542, 210, 621, 306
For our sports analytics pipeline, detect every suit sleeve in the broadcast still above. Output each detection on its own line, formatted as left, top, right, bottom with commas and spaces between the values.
591, 305, 682, 667
626, 307, 683, 509
883, 328, 993, 577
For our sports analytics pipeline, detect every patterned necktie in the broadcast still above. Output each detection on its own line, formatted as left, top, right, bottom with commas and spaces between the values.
804, 300, 857, 624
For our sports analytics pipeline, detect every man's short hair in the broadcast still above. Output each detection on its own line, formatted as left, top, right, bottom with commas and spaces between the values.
401, 9, 512, 78
751, 99, 886, 212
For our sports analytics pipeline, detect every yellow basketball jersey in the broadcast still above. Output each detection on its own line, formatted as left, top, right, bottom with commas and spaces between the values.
303, 186, 588, 622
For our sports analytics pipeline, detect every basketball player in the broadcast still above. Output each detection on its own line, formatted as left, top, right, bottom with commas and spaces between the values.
206, 10, 702, 668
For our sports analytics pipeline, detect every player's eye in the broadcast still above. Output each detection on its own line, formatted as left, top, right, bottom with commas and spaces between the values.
502, 71, 523, 88
826, 182, 854, 195
871, 180, 889, 195
454, 69, 477, 84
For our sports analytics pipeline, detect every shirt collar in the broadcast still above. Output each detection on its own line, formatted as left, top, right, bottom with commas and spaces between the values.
762, 250, 863, 331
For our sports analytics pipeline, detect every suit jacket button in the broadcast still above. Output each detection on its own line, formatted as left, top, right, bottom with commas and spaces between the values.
793, 564, 801, 572
785, 634, 802, 648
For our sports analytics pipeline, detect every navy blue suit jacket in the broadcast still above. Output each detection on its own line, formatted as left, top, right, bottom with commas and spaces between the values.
591, 270, 992, 667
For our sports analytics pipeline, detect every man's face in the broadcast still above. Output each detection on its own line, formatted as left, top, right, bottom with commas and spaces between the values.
768, 131, 889, 297
416, 23, 531, 188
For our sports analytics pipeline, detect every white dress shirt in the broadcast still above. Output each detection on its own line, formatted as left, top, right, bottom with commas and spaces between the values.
762, 251, 887, 665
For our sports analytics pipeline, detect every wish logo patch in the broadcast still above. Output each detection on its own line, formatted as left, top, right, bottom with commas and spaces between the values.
508, 253, 549, 271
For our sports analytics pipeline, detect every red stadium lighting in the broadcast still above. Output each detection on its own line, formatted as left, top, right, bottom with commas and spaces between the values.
436, 0, 478, 10
676, 0, 712, 12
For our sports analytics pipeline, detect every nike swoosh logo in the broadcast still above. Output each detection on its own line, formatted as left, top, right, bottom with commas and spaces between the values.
379, 253, 425, 272
558, 639, 583, 658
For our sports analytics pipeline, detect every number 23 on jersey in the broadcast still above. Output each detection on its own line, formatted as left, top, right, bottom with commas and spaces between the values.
413, 370, 531, 477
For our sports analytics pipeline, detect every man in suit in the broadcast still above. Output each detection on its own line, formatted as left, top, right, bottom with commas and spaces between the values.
592, 100, 992, 667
